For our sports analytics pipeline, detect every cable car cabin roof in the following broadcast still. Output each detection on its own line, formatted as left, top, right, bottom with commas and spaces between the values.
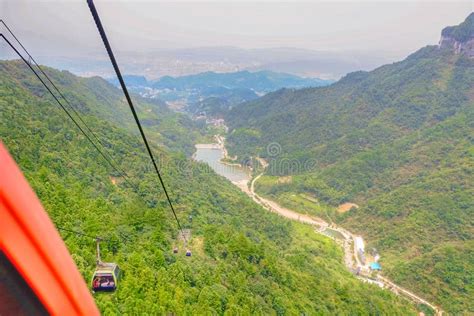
94, 263, 118, 274
0, 142, 99, 315
97, 262, 118, 269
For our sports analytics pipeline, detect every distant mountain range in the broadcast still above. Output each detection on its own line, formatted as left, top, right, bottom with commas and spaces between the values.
15, 47, 398, 80
108, 70, 333, 116
153, 70, 331, 91
109, 70, 332, 92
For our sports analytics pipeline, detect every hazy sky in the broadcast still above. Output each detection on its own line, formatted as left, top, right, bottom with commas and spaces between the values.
1, 1, 473, 57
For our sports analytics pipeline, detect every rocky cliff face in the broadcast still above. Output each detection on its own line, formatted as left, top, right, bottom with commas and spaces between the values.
439, 36, 474, 57
439, 12, 474, 57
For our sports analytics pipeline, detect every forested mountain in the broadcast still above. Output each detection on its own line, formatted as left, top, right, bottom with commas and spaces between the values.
151, 70, 332, 92
0, 61, 203, 155
226, 14, 474, 313
109, 70, 333, 117
189, 88, 259, 117
0, 60, 416, 314
110, 70, 332, 93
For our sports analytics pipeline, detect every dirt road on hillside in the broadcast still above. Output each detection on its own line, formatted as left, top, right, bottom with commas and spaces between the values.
233, 171, 443, 315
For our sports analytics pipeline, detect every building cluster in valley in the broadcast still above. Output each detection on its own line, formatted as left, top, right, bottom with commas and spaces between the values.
354, 236, 382, 274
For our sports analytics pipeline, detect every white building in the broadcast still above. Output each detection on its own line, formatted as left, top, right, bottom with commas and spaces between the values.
355, 236, 365, 253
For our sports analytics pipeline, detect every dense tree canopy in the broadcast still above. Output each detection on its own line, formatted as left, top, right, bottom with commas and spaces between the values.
0, 60, 415, 314
225, 41, 474, 313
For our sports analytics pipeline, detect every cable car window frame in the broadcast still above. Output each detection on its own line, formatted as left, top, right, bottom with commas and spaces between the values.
113, 266, 120, 280
92, 272, 116, 291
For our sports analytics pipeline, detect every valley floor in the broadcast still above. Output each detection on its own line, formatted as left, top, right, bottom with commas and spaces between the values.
234, 167, 444, 315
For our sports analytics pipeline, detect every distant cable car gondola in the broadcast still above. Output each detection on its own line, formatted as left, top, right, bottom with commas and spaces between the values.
91, 238, 120, 292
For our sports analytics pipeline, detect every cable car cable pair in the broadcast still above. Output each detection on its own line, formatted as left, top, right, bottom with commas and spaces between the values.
0, 20, 136, 190
0, 34, 136, 192
0, 19, 131, 190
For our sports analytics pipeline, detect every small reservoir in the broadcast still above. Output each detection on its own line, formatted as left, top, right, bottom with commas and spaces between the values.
194, 145, 251, 183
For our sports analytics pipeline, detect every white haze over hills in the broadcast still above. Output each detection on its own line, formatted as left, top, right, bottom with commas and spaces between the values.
1, 0, 472, 79
24, 47, 399, 80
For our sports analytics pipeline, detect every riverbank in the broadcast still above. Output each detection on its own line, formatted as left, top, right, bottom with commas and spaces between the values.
195, 143, 222, 149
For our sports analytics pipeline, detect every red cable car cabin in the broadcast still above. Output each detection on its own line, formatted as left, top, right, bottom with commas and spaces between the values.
0, 142, 99, 315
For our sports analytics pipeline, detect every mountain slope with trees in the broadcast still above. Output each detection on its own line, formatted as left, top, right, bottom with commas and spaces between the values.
1, 60, 202, 155
225, 14, 474, 313
0, 60, 416, 314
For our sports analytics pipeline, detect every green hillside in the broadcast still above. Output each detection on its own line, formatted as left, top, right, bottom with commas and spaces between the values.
0, 60, 202, 155
0, 60, 416, 314
226, 16, 474, 314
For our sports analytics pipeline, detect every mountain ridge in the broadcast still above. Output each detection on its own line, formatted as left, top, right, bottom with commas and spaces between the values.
108, 70, 333, 92
439, 12, 474, 57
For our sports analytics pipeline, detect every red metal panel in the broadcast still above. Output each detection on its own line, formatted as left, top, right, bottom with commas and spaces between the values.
0, 142, 99, 315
